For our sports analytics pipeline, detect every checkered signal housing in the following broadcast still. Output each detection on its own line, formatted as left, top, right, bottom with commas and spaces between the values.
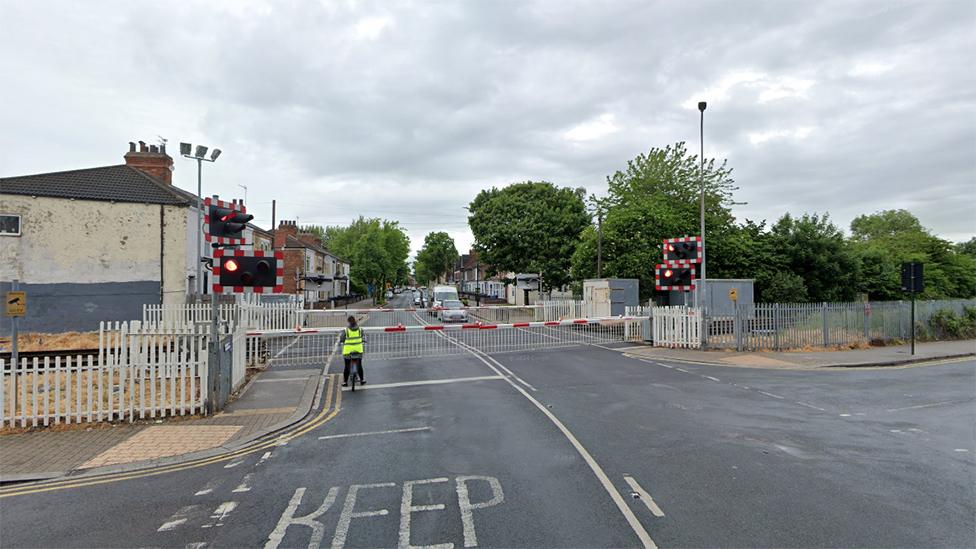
655, 263, 696, 291
212, 249, 284, 294
204, 197, 248, 245
662, 235, 702, 266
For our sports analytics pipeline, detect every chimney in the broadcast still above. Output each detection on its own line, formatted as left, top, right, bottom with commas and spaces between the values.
274, 220, 299, 249
125, 139, 174, 184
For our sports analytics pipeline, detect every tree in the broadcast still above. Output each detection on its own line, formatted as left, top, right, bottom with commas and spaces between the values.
316, 217, 411, 300
767, 213, 860, 302
569, 142, 740, 300
469, 181, 589, 291
849, 210, 976, 299
413, 231, 459, 286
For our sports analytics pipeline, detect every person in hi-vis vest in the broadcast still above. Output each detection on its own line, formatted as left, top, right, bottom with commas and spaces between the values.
340, 315, 366, 386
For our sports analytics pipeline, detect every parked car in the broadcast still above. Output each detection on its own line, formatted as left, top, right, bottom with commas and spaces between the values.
438, 300, 468, 322
413, 291, 421, 305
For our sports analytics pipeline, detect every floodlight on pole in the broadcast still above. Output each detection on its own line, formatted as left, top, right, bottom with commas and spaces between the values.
181, 142, 222, 296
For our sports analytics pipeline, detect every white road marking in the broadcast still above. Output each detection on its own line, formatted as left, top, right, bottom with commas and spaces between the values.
185, 543, 208, 549
885, 399, 970, 412
954, 448, 970, 452
194, 481, 217, 496
758, 390, 785, 400
796, 401, 826, 411
456, 475, 505, 547
201, 501, 237, 528
256, 376, 314, 383
158, 505, 199, 532
331, 482, 395, 549
675, 368, 690, 373
399, 477, 452, 549
273, 336, 303, 359
839, 413, 852, 417
622, 475, 665, 517
342, 375, 503, 391
264, 487, 339, 549
257, 451, 273, 465
232, 474, 254, 493
702, 375, 720, 382
656, 363, 675, 369
460, 349, 657, 548
224, 460, 245, 469
319, 426, 431, 440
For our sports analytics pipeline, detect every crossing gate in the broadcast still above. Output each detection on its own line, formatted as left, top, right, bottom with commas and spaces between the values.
652, 306, 702, 348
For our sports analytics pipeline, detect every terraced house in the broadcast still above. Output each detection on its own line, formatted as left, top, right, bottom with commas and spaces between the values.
0, 141, 205, 333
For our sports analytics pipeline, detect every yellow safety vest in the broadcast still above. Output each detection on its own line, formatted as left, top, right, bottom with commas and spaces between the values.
342, 327, 364, 356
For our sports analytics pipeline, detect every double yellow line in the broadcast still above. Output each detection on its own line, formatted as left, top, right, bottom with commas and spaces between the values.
0, 375, 343, 499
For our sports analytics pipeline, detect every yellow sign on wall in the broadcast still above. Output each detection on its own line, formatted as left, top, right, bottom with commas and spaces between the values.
5, 291, 26, 316
728, 288, 738, 302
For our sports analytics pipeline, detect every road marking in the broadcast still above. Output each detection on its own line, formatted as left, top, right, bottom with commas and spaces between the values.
224, 460, 245, 469
702, 375, 720, 382
459, 349, 657, 548
264, 487, 340, 549
158, 505, 199, 532
457, 475, 505, 547
342, 375, 503, 391
954, 448, 970, 452
400, 477, 452, 549
273, 336, 303, 359
675, 368, 689, 373
319, 426, 431, 440
232, 473, 254, 493
622, 475, 665, 517
257, 451, 273, 465
0, 375, 342, 499
758, 390, 785, 400
655, 363, 674, 369
194, 480, 217, 496
255, 376, 315, 383
201, 501, 237, 528
331, 483, 395, 549
185, 543, 208, 549
839, 413, 852, 417
886, 399, 970, 412
796, 401, 826, 411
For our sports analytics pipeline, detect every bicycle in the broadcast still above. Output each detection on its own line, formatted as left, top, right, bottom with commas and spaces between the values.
346, 352, 363, 392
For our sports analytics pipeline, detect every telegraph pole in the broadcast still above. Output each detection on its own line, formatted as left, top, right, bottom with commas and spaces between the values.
597, 210, 603, 278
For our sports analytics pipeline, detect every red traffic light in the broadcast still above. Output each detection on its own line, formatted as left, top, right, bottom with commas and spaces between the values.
664, 269, 673, 278
224, 259, 239, 272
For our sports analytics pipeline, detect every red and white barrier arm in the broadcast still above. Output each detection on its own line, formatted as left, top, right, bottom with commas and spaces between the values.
246, 316, 647, 337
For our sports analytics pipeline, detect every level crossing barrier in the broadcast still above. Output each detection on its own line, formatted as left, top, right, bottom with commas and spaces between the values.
245, 316, 648, 367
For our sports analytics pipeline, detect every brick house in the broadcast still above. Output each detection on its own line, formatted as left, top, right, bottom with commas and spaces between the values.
273, 221, 350, 308
0, 141, 205, 333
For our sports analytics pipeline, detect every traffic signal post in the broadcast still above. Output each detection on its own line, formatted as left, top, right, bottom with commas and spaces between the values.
901, 261, 924, 355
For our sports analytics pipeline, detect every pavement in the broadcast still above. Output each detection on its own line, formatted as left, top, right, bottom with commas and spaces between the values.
0, 353, 324, 482
626, 338, 975, 369
0, 293, 973, 548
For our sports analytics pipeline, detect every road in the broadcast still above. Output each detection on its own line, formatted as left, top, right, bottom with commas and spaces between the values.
1, 291, 973, 548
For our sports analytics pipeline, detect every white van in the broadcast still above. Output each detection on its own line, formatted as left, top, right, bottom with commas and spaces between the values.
430, 285, 460, 312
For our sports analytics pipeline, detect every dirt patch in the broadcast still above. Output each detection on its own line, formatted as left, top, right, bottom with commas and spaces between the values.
0, 332, 101, 352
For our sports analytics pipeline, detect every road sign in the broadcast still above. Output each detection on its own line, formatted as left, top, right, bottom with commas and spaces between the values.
5, 291, 26, 316
900, 262, 924, 294
728, 288, 738, 302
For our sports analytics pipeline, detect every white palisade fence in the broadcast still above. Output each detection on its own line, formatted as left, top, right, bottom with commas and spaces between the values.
0, 321, 256, 429
651, 306, 703, 349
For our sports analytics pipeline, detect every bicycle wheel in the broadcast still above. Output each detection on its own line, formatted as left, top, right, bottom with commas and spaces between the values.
350, 360, 358, 392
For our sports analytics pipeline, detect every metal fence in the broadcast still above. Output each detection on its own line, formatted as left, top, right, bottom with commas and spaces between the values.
704, 299, 976, 351
245, 316, 646, 367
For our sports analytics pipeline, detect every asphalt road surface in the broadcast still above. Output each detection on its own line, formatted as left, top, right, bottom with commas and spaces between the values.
1, 293, 973, 548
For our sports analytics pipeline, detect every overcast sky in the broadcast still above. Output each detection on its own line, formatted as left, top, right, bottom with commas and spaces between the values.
1, 0, 973, 256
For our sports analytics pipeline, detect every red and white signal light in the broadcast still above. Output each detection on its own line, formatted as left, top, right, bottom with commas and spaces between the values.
213, 249, 284, 294
656, 235, 702, 291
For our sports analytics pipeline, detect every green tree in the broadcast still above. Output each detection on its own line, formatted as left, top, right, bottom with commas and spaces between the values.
767, 213, 860, 302
849, 210, 976, 299
569, 142, 740, 299
469, 181, 589, 290
413, 231, 459, 286
317, 217, 410, 300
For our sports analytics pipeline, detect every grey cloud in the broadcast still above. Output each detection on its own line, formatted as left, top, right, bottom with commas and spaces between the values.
1, 0, 973, 254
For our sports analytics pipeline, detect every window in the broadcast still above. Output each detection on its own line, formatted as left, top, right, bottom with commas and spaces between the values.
1, 214, 21, 236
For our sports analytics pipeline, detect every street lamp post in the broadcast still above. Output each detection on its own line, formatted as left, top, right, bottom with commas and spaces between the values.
697, 101, 707, 311
180, 143, 222, 296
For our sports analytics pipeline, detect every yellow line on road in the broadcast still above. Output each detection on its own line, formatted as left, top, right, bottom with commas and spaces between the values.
0, 375, 343, 499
